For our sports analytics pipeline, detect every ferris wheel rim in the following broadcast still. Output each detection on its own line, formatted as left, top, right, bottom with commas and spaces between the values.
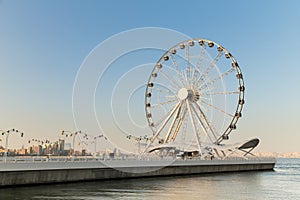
144, 38, 245, 148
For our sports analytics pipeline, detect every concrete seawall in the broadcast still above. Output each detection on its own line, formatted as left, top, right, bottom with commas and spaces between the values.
0, 158, 276, 187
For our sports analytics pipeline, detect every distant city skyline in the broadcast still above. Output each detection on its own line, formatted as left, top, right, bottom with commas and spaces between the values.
1, 1, 300, 153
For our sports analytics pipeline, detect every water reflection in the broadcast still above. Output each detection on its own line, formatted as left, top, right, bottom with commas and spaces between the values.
0, 172, 266, 200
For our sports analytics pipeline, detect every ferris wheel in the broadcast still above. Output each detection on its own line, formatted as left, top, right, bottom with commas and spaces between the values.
144, 39, 245, 153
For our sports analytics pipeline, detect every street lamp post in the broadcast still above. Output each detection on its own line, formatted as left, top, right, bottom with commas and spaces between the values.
93, 134, 107, 157
1, 129, 24, 162
78, 140, 88, 156
61, 130, 81, 158
28, 138, 50, 156
126, 134, 150, 154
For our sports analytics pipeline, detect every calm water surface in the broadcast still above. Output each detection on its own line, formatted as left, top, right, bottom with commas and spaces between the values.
0, 158, 299, 200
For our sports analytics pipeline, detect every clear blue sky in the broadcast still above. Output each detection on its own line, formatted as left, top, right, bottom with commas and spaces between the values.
0, 0, 300, 152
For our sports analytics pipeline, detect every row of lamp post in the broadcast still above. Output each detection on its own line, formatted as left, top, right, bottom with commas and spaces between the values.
126, 134, 150, 153
61, 130, 82, 157
92, 135, 107, 156
28, 139, 51, 156
0, 129, 24, 162
28, 139, 51, 145
0, 128, 108, 161
61, 130, 107, 157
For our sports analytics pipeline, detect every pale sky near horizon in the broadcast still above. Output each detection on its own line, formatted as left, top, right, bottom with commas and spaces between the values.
0, 0, 300, 153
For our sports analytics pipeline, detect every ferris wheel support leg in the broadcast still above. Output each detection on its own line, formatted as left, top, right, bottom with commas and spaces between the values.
194, 102, 218, 141
164, 104, 181, 143
143, 102, 181, 154
170, 107, 187, 142
186, 99, 203, 157
190, 103, 213, 144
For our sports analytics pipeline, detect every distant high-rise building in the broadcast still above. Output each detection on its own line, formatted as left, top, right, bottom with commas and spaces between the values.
64, 143, 71, 150
58, 139, 65, 151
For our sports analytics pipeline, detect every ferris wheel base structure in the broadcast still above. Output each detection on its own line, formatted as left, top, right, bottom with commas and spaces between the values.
0, 157, 275, 187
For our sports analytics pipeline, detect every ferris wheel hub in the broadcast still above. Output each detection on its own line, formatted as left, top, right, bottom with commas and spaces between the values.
178, 88, 199, 102
178, 88, 189, 100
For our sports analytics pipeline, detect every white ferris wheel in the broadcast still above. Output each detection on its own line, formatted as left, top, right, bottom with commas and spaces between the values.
144, 39, 245, 155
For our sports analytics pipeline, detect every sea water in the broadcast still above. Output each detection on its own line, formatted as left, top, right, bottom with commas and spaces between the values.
0, 158, 299, 200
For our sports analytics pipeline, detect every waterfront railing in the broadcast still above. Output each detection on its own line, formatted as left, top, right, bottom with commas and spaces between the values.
0, 155, 276, 164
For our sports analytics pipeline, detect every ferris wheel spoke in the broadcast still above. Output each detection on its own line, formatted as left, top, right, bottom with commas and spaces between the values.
197, 102, 210, 114
193, 65, 207, 89
169, 52, 186, 87
190, 43, 205, 87
199, 99, 234, 117
192, 44, 209, 86
155, 87, 177, 98
199, 96, 213, 102
198, 67, 235, 90
181, 70, 189, 87
196, 51, 224, 86
155, 86, 177, 102
150, 98, 178, 108
201, 91, 239, 96
157, 85, 178, 96
168, 52, 180, 71
193, 102, 218, 141
186, 44, 191, 87
190, 66, 197, 86
195, 43, 207, 70
165, 95, 177, 99
186, 99, 202, 153
159, 69, 182, 90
